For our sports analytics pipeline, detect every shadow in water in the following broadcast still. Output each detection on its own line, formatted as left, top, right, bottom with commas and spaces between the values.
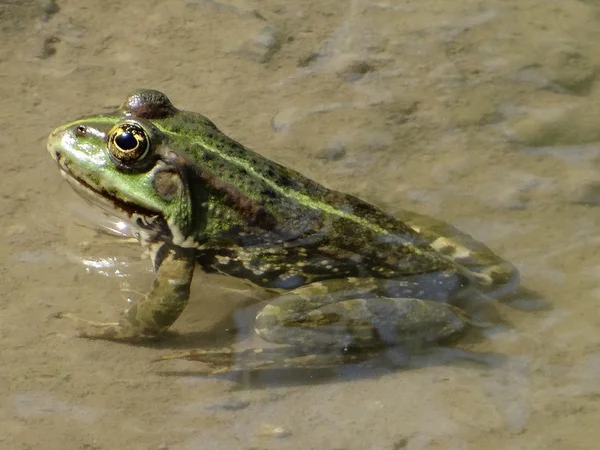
71, 283, 550, 388
154, 344, 510, 389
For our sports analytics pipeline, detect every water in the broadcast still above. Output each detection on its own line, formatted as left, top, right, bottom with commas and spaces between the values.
2, 0, 600, 448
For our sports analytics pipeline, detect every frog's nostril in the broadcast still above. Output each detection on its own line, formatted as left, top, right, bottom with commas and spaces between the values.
75, 125, 87, 136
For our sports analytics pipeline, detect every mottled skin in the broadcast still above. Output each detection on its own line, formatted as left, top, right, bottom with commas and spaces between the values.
47, 90, 519, 373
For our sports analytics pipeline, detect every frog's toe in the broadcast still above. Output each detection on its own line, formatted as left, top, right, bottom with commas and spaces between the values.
53, 312, 138, 340
50, 311, 91, 326
157, 348, 236, 373
75, 322, 126, 340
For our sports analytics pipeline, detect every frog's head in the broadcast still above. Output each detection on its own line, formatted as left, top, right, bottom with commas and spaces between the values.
47, 89, 207, 247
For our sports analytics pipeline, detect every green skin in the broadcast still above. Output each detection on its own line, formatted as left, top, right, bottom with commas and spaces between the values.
47, 89, 519, 373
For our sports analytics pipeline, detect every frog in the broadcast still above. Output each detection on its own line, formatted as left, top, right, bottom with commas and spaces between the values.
47, 89, 520, 373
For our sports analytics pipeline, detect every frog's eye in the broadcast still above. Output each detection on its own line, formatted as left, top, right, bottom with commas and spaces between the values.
107, 122, 151, 164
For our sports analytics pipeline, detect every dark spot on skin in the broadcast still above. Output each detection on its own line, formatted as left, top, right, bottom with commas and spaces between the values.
200, 150, 215, 162
277, 174, 294, 188
75, 125, 87, 136
296, 312, 342, 326
261, 188, 277, 199
226, 141, 246, 157
251, 206, 278, 229
120, 89, 178, 119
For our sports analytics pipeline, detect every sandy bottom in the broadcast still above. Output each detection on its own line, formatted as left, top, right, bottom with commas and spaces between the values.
2, 0, 600, 449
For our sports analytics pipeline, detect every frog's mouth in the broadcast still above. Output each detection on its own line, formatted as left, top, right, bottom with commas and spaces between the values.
55, 156, 169, 238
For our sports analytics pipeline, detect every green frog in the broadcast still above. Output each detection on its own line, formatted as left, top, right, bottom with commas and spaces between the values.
47, 89, 519, 373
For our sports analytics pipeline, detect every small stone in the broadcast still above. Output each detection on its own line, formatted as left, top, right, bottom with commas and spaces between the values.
255, 423, 292, 439
78, 241, 92, 252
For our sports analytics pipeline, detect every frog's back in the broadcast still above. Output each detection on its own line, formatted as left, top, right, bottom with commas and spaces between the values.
158, 112, 446, 255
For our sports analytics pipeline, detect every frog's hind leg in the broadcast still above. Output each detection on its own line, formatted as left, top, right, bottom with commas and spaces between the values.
157, 279, 472, 373
253, 295, 470, 351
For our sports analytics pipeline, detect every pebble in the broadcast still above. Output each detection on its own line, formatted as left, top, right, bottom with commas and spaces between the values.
255, 423, 292, 439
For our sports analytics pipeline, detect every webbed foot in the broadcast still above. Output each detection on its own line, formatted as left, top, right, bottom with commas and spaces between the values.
53, 312, 140, 340
156, 346, 373, 374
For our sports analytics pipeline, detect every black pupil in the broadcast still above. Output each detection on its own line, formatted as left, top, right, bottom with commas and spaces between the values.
115, 132, 139, 150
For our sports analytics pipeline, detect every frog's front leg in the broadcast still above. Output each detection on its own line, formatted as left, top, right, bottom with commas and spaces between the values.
160, 277, 471, 373
58, 243, 196, 340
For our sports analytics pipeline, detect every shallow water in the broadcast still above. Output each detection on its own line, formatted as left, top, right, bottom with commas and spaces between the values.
2, 0, 600, 449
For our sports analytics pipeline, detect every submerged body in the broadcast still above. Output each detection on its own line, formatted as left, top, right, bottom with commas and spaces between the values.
47, 90, 519, 372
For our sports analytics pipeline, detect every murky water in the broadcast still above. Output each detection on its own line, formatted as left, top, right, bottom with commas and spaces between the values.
2, 0, 600, 449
